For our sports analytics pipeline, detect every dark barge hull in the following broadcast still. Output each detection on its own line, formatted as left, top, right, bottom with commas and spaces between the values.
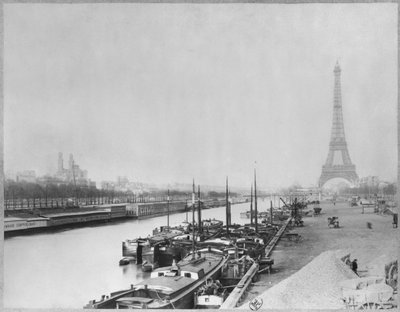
85, 249, 228, 309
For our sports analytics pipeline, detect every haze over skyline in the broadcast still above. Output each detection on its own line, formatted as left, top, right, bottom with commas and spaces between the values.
4, 3, 397, 189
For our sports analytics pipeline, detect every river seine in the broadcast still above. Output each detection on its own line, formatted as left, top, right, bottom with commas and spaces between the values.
4, 199, 277, 309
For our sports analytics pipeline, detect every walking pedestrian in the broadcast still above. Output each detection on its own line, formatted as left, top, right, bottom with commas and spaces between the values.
351, 259, 358, 275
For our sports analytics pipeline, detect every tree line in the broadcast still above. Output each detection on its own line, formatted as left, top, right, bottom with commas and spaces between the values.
4, 180, 129, 200
338, 183, 396, 197
3, 180, 232, 201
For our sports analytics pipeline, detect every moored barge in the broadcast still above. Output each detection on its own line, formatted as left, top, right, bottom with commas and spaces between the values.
85, 247, 228, 309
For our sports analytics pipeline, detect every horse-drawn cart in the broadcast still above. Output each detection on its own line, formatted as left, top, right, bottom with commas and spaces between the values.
328, 216, 340, 228
339, 276, 396, 310
313, 207, 322, 215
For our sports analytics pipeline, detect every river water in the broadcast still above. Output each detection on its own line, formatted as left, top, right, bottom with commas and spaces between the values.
4, 199, 278, 309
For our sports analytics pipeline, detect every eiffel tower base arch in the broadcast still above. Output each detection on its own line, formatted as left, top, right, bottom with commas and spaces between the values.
319, 166, 359, 188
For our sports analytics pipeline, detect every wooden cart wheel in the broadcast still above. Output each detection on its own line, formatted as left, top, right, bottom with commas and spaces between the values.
357, 302, 383, 310
387, 263, 398, 290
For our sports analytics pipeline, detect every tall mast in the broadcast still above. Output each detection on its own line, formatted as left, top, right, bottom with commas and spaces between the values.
226, 176, 229, 237
270, 200, 273, 226
254, 168, 258, 233
167, 189, 170, 229
228, 188, 232, 228
192, 179, 196, 257
197, 185, 202, 236
250, 184, 253, 226
185, 198, 188, 222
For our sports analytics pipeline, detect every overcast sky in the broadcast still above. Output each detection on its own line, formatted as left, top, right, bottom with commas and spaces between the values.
4, 3, 397, 189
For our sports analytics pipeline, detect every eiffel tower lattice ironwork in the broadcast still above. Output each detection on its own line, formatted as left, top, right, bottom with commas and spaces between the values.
319, 62, 359, 187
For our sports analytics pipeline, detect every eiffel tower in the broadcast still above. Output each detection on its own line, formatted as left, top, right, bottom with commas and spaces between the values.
319, 62, 358, 187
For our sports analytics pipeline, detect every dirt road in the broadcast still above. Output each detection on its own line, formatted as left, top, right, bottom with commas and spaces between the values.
240, 201, 398, 305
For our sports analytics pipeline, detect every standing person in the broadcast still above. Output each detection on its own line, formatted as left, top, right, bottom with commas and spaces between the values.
351, 259, 358, 275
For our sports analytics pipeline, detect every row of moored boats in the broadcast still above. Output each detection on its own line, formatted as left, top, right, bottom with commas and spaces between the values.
85, 180, 298, 309
85, 219, 279, 309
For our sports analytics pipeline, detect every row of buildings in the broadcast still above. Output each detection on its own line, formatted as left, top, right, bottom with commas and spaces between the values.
10, 153, 394, 196
11, 153, 146, 194
12, 153, 96, 188
100, 177, 155, 195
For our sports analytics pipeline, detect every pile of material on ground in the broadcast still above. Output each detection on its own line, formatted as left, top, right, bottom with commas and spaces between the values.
240, 250, 358, 309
